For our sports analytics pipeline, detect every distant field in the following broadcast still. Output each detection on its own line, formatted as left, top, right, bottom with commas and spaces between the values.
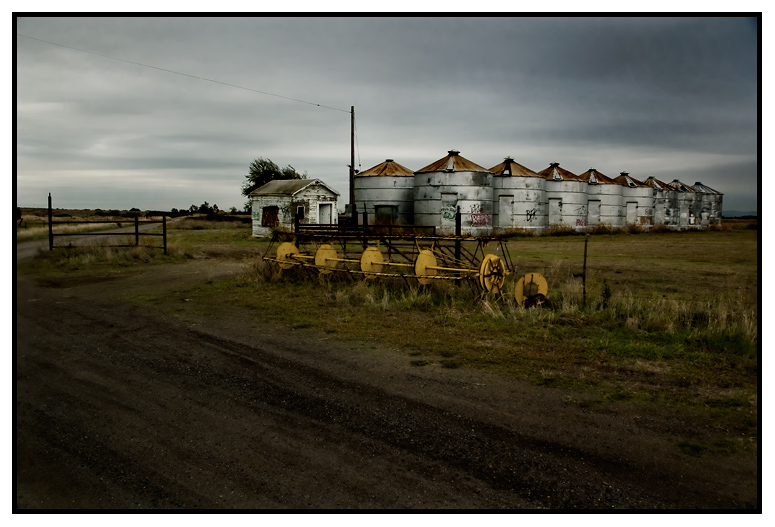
15, 208, 251, 243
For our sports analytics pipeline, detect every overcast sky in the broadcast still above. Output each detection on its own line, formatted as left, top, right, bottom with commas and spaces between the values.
15, 15, 759, 213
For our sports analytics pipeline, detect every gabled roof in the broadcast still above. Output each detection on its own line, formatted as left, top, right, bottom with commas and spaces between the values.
537, 163, 582, 181
250, 178, 340, 197
357, 159, 414, 177
691, 182, 723, 195
613, 172, 647, 188
489, 157, 542, 177
577, 168, 618, 185
415, 150, 491, 174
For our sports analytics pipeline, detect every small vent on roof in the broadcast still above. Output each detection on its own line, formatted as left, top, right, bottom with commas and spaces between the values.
502, 157, 512, 175
448, 150, 460, 156
386, 159, 394, 163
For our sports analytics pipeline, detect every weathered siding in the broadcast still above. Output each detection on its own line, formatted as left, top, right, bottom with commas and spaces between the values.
250, 179, 339, 238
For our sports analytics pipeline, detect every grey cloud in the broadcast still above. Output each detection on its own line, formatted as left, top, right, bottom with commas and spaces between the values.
15, 16, 758, 212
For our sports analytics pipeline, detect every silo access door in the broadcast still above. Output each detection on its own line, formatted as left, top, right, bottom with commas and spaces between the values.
441, 193, 457, 232
549, 198, 562, 225
499, 196, 514, 230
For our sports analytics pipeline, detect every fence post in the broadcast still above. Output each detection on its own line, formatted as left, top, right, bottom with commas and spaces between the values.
48, 193, 53, 251
455, 206, 461, 261
163, 215, 167, 255
582, 235, 588, 307
362, 210, 368, 247
135, 216, 139, 246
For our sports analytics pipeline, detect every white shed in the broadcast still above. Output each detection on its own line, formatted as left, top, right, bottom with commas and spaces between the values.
250, 178, 340, 238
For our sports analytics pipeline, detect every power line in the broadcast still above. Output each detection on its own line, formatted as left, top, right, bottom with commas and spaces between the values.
17, 33, 351, 114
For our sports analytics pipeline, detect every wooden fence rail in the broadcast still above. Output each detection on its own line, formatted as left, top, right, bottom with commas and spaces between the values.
47, 194, 167, 254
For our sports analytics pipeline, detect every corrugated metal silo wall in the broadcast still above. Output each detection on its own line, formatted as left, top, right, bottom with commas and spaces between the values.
675, 191, 697, 228
651, 188, 669, 226
586, 183, 624, 228
354, 176, 414, 224
545, 179, 589, 230
493, 176, 547, 233
694, 190, 722, 227
414, 170, 493, 236
621, 187, 654, 227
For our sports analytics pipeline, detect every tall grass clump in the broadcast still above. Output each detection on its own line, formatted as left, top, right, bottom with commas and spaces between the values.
28, 237, 193, 272
649, 224, 676, 234
587, 224, 626, 236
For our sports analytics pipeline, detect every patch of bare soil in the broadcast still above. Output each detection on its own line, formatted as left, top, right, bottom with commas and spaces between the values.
15, 258, 759, 509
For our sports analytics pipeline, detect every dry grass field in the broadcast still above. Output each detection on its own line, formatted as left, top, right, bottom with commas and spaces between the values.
18, 216, 759, 458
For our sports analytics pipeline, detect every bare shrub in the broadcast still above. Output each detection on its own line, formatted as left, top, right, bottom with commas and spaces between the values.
544, 225, 580, 237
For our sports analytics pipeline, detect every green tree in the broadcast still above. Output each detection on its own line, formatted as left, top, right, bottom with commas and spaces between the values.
241, 157, 306, 198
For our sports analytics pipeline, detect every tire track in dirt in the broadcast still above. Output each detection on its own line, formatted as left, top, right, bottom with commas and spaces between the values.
16, 273, 755, 509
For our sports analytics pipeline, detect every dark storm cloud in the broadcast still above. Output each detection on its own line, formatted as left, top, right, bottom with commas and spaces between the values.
15, 16, 758, 212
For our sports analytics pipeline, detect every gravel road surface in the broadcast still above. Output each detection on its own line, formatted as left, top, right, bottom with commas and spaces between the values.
15, 259, 758, 509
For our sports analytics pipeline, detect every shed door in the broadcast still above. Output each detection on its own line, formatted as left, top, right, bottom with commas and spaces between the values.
261, 206, 279, 227
549, 198, 562, 225
318, 203, 332, 224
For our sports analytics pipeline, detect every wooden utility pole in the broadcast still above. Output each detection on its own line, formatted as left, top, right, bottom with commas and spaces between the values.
350, 105, 356, 225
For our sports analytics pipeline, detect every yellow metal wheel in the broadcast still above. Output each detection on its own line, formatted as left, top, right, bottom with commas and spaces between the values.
478, 254, 506, 294
360, 246, 384, 276
276, 242, 300, 270
314, 243, 339, 274
515, 273, 549, 307
414, 250, 437, 285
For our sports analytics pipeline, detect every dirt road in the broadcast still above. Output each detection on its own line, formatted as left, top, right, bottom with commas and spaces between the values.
15, 260, 758, 509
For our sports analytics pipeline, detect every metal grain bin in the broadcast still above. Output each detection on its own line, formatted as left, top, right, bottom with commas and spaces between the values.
414, 150, 494, 236
642, 177, 675, 227
490, 157, 547, 233
538, 163, 589, 231
668, 180, 700, 228
577, 169, 624, 229
354, 159, 415, 225
691, 181, 724, 226
614, 172, 654, 228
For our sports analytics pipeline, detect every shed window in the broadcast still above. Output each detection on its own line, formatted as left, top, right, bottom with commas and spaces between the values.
261, 206, 279, 227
